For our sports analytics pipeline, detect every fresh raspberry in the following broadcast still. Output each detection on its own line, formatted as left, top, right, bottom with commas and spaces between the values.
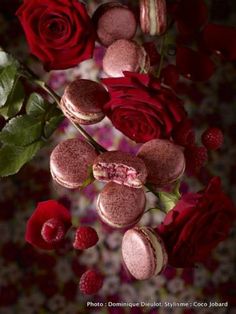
172, 119, 195, 146
41, 218, 65, 243
201, 127, 224, 150
185, 145, 208, 174
79, 270, 103, 295
73, 226, 98, 250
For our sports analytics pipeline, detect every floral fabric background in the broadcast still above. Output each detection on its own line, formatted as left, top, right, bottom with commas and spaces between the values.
0, 0, 236, 313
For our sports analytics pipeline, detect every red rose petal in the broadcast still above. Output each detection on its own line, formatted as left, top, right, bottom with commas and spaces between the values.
201, 23, 236, 61
25, 200, 71, 250
176, 46, 215, 81
174, 0, 208, 39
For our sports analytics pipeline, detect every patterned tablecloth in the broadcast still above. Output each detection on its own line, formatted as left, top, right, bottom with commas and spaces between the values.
0, 1, 236, 313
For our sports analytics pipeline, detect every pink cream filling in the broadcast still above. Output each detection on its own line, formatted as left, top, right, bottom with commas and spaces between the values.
94, 163, 142, 187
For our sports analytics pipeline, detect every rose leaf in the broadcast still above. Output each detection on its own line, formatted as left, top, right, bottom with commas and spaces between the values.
0, 115, 43, 146
0, 141, 44, 177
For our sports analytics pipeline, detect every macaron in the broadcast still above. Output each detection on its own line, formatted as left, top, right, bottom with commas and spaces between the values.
103, 39, 150, 77
50, 138, 98, 189
137, 139, 185, 187
97, 182, 146, 229
140, 0, 167, 36
122, 226, 168, 280
93, 151, 147, 188
92, 2, 137, 47
60, 79, 110, 125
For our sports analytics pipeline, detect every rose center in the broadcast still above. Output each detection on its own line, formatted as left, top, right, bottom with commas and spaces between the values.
41, 218, 65, 243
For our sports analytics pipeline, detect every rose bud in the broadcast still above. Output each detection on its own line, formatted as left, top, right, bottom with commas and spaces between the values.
25, 200, 71, 250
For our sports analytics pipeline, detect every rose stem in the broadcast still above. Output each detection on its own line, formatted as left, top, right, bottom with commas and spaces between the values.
22, 66, 107, 153
157, 34, 166, 78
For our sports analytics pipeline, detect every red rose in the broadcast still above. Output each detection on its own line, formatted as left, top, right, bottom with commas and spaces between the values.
25, 200, 71, 250
157, 177, 236, 267
102, 72, 186, 143
16, 0, 95, 70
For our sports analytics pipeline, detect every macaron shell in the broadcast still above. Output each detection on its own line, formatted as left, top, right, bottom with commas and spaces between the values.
140, 0, 167, 35
60, 79, 109, 125
103, 39, 150, 77
139, 227, 168, 275
50, 138, 98, 189
122, 227, 168, 280
97, 182, 146, 228
122, 228, 156, 280
137, 139, 185, 187
93, 150, 147, 188
93, 2, 137, 47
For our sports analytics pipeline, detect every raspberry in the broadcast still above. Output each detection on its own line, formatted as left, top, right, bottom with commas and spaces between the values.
185, 145, 208, 174
172, 119, 195, 147
73, 226, 98, 250
201, 127, 224, 150
41, 218, 65, 243
79, 270, 103, 295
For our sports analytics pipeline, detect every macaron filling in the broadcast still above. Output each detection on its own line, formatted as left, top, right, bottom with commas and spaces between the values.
61, 97, 105, 122
93, 163, 143, 188
139, 227, 168, 275
149, 0, 157, 35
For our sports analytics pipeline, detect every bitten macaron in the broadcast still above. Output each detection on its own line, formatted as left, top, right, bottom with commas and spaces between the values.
60, 79, 110, 125
137, 139, 185, 187
97, 182, 146, 229
50, 138, 98, 189
122, 226, 168, 280
103, 39, 150, 77
92, 2, 137, 47
140, 0, 167, 36
93, 151, 147, 188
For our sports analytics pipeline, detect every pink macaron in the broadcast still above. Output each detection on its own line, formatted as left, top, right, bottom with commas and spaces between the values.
122, 226, 168, 280
140, 0, 167, 36
92, 2, 137, 47
103, 39, 150, 77
97, 182, 146, 229
60, 79, 110, 125
93, 151, 147, 188
50, 138, 98, 189
137, 139, 185, 188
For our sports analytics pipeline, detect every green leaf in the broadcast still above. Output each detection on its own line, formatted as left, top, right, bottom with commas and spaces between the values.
0, 141, 44, 177
0, 79, 24, 119
158, 191, 180, 213
44, 111, 64, 138
0, 115, 43, 146
0, 50, 19, 69
26, 92, 64, 138
0, 64, 18, 107
26, 93, 49, 116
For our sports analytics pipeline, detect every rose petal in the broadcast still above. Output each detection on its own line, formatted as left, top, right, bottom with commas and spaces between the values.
25, 200, 71, 250
176, 46, 215, 81
201, 23, 236, 61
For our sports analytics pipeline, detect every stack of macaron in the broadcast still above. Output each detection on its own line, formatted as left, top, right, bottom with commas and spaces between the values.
92, 0, 168, 77
93, 151, 148, 229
